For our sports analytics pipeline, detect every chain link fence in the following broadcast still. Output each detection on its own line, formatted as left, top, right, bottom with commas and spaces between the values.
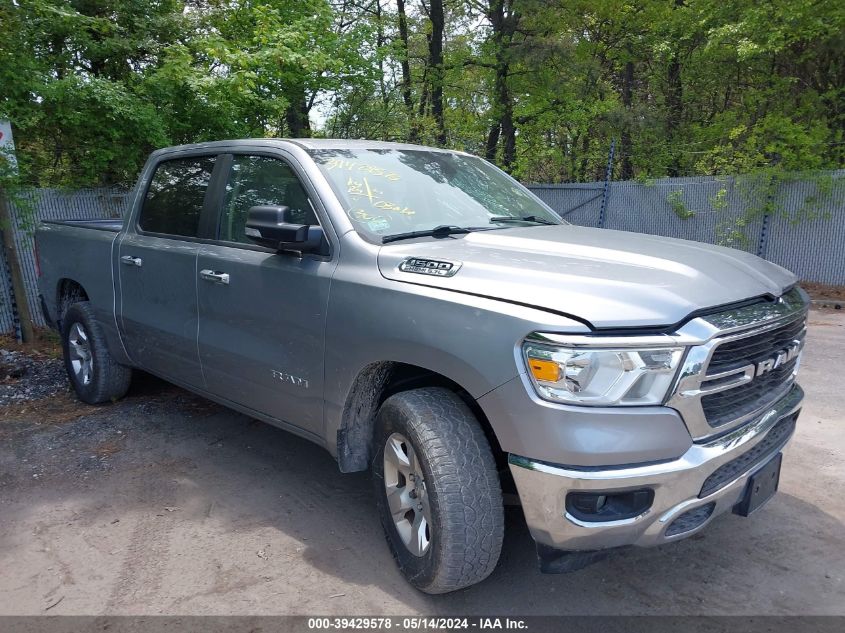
1, 172, 843, 334
527, 171, 845, 285
0, 187, 130, 333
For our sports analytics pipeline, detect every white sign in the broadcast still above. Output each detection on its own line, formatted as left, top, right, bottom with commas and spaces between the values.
0, 119, 18, 171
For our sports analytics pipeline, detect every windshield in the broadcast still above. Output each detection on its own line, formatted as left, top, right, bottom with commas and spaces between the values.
309, 148, 562, 241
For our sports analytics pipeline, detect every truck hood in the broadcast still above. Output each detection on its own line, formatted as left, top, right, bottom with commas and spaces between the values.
377, 225, 796, 329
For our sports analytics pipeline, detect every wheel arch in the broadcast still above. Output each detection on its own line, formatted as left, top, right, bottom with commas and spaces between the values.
336, 361, 504, 474
55, 278, 89, 328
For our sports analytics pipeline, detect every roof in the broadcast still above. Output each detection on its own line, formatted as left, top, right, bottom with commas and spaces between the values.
152, 138, 455, 156
287, 138, 450, 153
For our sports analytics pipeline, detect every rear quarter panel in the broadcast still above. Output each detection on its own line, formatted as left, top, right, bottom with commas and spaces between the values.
37, 222, 129, 364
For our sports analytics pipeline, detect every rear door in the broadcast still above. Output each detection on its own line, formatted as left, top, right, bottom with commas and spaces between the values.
195, 152, 337, 435
117, 154, 218, 388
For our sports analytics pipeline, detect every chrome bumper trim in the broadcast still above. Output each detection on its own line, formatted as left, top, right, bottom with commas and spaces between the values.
509, 383, 803, 551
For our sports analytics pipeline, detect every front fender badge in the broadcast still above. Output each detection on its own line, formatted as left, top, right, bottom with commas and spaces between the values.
398, 257, 462, 278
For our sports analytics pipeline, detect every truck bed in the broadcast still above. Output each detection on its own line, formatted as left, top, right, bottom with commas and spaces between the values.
36, 219, 123, 330
42, 218, 124, 232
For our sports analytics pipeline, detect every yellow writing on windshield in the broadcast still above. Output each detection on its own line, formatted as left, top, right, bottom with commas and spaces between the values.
373, 200, 415, 216
346, 177, 416, 217
363, 177, 376, 204
327, 158, 401, 181
346, 177, 365, 197
350, 208, 378, 221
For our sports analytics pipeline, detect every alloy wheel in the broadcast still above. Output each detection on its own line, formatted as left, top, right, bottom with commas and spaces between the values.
383, 432, 432, 556
68, 322, 94, 386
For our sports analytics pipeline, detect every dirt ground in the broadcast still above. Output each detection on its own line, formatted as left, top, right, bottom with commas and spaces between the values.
0, 309, 843, 616
801, 281, 845, 304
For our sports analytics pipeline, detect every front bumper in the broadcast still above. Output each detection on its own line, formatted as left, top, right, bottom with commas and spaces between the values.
509, 383, 803, 552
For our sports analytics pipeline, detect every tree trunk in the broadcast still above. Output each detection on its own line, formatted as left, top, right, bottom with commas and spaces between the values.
578, 133, 591, 181
485, 1, 517, 171
428, 0, 446, 145
666, 0, 685, 177
418, 68, 429, 118
285, 86, 311, 137
569, 131, 580, 180
397, 0, 414, 114
485, 123, 501, 161
500, 80, 516, 170
666, 53, 683, 176
620, 58, 634, 180
397, 0, 418, 142
376, 1, 388, 106
0, 191, 35, 343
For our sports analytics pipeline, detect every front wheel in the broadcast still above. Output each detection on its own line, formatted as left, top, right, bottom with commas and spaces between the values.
372, 387, 504, 594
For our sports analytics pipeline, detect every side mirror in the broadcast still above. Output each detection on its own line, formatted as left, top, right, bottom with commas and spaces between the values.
245, 205, 309, 250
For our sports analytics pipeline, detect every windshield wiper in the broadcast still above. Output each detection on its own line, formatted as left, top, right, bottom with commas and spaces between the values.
382, 225, 476, 244
489, 215, 557, 226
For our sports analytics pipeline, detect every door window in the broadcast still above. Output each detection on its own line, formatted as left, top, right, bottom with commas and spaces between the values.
219, 155, 317, 244
139, 156, 216, 237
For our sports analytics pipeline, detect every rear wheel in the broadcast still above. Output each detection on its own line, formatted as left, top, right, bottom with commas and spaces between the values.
61, 302, 132, 404
372, 387, 504, 594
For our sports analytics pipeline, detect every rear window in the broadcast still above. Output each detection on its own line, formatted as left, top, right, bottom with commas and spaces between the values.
139, 156, 216, 237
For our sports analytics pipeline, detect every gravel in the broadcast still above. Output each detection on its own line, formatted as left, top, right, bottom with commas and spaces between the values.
0, 348, 69, 406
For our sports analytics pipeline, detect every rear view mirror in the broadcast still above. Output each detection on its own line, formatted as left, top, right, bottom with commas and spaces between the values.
245, 205, 309, 249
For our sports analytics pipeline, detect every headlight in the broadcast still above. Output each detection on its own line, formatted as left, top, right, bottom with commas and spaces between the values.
522, 340, 685, 406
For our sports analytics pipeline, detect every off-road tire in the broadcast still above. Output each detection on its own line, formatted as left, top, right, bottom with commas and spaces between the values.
61, 302, 132, 404
372, 387, 504, 594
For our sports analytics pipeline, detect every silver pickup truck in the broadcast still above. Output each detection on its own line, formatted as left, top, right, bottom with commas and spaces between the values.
36, 139, 807, 593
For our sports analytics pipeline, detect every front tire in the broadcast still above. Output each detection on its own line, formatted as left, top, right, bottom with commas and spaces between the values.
61, 302, 132, 404
372, 387, 504, 594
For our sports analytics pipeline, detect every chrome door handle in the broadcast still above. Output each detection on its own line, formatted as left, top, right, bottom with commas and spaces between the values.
120, 255, 143, 267
200, 269, 230, 285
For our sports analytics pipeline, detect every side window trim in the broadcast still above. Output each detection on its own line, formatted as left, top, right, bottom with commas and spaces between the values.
134, 151, 221, 242
203, 153, 233, 240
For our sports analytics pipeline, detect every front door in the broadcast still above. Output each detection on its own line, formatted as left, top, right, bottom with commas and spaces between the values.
118, 154, 217, 388
196, 153, 336, 435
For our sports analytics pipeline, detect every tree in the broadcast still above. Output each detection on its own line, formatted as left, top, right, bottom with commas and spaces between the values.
1, 0, 842, 187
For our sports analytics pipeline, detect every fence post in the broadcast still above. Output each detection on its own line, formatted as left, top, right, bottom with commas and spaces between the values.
756, 213, 771, 259
0, 190, 35, 342
599, 138, 616, 228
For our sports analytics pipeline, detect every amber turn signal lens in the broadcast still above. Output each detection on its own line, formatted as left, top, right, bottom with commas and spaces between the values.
528, 358, 560, 382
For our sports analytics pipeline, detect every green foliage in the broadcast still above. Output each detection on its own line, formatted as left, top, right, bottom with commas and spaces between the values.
666, 190, 695, 219
0, 0, 369, 187
715, 217, 751, 250
709, 188, 729, 211
0, 0, 842, 187
735, 169, 845, 224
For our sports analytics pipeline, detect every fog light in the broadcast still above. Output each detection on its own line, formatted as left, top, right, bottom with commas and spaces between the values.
566, 489, 654, 523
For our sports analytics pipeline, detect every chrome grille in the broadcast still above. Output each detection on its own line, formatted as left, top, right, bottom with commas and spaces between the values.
707, 316, 806, 373
666, 287, 809, 440
701, 316, 806, 428
701, 356, 799, 427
